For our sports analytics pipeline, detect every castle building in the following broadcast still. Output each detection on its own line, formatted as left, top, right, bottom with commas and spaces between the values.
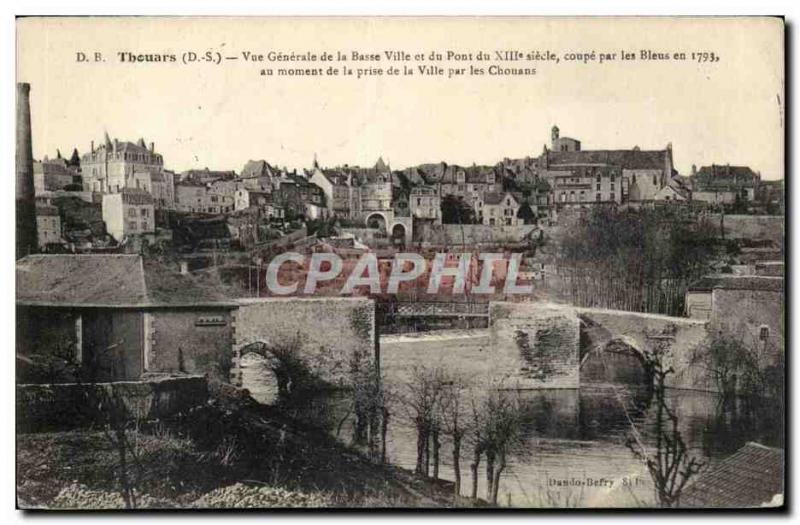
81, 134, 164, 193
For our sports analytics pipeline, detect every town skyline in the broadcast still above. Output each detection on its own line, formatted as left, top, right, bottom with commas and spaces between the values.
26, 120, 783, 180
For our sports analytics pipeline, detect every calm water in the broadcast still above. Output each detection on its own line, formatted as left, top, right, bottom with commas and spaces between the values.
241, 332, 784, 508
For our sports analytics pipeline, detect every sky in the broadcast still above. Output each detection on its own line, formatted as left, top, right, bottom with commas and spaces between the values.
16, 17, 784, 179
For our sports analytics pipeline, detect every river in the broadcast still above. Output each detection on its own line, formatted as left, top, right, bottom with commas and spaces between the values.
240, 329, 784, 508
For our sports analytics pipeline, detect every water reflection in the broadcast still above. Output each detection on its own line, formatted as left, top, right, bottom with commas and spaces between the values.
241, 359, 783, 507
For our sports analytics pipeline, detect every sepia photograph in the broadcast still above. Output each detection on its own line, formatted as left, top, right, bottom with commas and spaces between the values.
13, 15, 786, 511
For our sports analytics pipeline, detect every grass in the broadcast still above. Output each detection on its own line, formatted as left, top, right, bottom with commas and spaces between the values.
16, 381, 475, 509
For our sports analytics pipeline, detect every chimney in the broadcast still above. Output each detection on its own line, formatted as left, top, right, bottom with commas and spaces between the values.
16, 82, 37, 258
179, 261, 189, 275
150, 142, 154, 153
91, 140, 94, 153
113, 138, 119, 151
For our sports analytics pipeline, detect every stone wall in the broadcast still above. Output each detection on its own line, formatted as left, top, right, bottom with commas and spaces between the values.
231, 297, 376, 388
417, 223, 537, 247
147, 308, 235, 381
707, 214, 784, 245
710, 288, 784, 364
17, 375, 208, 432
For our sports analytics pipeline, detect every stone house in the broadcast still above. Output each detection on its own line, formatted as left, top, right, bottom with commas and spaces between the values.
691, 164, 760, 204
81, 135, 164, 193
478, 191, 522, 226
175, 180, 235, 214
35, 203, 62, 249
101, 188, 155, 242
707, 275, 784, 357
16, 254, 237, 383
409, 186, 441, 223
34, 157, 77, 194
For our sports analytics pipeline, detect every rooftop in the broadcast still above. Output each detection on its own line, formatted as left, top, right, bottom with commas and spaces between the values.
16, 254, 237, 308
681, 442, 784, 508
546, 148, 669, 171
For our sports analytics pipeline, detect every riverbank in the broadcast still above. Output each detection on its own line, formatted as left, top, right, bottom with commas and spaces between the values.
17, 381, 480, 509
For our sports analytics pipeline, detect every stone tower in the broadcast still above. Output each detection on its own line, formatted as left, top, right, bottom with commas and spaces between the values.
16, 82, 37, 258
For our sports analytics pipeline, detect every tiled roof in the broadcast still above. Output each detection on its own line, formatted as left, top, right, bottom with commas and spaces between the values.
696, 164, 759, 181
119, 187, 154, 205
681, 442, 784, 508
483, 192, 519, 206
240, 160, 278, 179
16, 255, 236, 308
547, 149, 668, 170
35, 204, 60, 217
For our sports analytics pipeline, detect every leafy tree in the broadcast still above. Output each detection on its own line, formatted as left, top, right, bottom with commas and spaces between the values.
441, 195, 476, 225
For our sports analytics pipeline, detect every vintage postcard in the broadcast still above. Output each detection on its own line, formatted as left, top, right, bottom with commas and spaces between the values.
15, 16, 785, 510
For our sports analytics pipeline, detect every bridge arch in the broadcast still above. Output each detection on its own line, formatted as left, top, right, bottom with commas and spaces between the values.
580, 336, 652, 386
233, 340, 284, 402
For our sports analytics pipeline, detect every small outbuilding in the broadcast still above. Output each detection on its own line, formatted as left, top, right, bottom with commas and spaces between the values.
16, 254, 238, 383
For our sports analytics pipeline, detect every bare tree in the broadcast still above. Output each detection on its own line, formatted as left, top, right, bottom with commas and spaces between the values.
439, 373, 473, 500
400, 365, 450, 477
466, 382, 528, 505
626, 334, 705, 508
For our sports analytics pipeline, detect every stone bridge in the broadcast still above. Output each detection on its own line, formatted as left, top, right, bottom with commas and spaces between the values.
488, 302, 712, 391
230, 297, 377, 388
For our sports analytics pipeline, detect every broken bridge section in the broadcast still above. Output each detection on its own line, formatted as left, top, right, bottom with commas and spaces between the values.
230, 297, 377, 388
489, 302, 712, 391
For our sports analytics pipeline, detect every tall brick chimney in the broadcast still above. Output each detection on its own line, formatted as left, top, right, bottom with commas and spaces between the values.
16, 82, 37, 259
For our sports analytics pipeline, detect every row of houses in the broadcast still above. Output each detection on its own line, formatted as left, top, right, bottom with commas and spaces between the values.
31, 127, 783, 249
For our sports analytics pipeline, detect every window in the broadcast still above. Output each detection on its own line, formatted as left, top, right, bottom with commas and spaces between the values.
596, 174, 601, 182
127, 221, 137, 230
611, 183, 615, 191
610, 193, 615, 201
652, 174, 657, 186
610, 174, 616, 182
596, 183, 601, 191
141, 221, 148, 230
141, 208, 149, 217
596, 193, 601, 201
759, 325, 770, 341
128, 208, 137, 217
